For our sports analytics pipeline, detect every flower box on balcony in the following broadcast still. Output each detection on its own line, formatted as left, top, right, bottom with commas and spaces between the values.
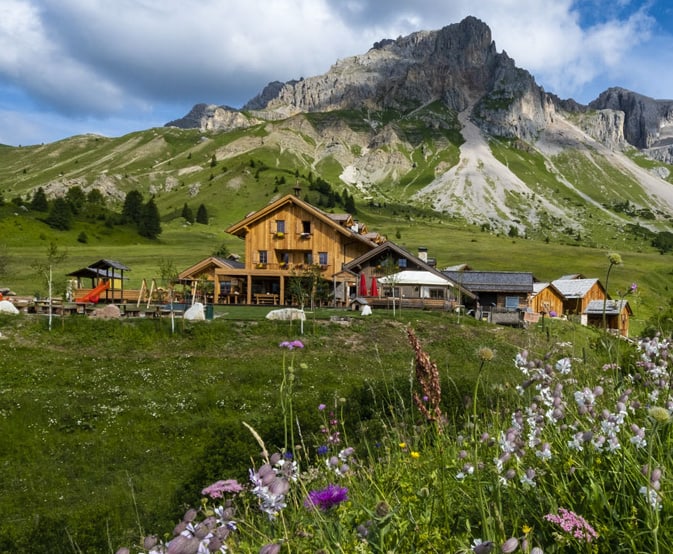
256, 263, 267, 269
275, 232, 285, 238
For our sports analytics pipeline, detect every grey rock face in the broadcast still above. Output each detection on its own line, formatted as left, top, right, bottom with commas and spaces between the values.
589, 87, 673, 150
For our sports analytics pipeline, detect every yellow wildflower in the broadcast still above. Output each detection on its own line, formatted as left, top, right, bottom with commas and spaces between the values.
410, 451, 420, 459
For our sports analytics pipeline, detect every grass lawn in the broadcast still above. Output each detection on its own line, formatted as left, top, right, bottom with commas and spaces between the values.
0, 308, 608, 553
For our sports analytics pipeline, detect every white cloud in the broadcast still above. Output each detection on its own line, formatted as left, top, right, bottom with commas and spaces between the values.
0, 0, 670, 144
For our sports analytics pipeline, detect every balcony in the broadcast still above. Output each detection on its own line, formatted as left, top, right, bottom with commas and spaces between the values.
251, 262, 330, 273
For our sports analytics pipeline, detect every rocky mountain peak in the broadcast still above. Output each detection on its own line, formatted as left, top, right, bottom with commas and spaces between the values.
255, 16, 512, 115
168, 16, 561, 147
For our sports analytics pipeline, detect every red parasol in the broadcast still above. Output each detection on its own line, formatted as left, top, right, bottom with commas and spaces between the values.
370, 276, 379, 297
359, 273, 368, 296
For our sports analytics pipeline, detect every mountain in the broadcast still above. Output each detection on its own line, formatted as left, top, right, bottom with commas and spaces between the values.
1, 16, 672, 250
162, 16, 673, 239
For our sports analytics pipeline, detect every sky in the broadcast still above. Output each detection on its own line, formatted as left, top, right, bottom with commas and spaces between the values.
0, 0, 672, 147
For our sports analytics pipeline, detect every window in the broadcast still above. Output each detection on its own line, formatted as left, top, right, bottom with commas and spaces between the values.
429, 288, 444, 299
302, 221, 311, 234
398, 258, 407, 268
505, 296, 519, 310
276, 220, 285, 233
258, 250, 268, 264
304, 252, 313, 265
318, 252, 328, 265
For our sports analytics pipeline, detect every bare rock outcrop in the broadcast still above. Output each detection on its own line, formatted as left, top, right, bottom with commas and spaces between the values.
589, 87, 673, 151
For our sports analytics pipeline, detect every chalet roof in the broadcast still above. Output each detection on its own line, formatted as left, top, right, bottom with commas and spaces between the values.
442, 271, 534, 293
226, 194, 378, 247
378, 270, 454, 287
344, 242, 476, 299
216, 256, 245, 269
327, 213, 352, 224
552, 278, 601, 299
584, 299, 633, 315
178, 256, 245, 279
533, 282, 549, 294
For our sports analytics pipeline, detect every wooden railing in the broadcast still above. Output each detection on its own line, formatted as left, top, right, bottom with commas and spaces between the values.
253, 263, 330, 272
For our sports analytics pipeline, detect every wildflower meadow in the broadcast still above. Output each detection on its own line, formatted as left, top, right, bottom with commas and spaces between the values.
115, 325, 673, 554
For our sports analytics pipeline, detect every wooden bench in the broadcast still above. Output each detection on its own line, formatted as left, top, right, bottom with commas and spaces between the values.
255, 293, 279, 305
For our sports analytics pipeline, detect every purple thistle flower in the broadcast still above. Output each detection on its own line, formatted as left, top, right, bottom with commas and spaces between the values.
304, 484, 349, 511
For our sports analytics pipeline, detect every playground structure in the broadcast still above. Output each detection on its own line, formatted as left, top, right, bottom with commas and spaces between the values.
0, 260, 215, 319
76, 280, 110, 303
61, 259, 191, 316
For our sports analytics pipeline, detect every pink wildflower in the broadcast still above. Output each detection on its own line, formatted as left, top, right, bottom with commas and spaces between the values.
202, 479, 244, 498
280, 339, 304, 349
544, 508, 598, 542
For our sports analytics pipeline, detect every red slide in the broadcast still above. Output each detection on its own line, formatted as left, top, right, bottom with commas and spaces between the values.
77, 280, 110, 303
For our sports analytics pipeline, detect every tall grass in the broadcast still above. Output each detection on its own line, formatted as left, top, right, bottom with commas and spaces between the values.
117, 327, 671, 554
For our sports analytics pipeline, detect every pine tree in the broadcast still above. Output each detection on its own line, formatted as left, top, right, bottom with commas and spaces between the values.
344, 192, 356, 214
181, 203, 195, 223
46, 198, 73, 230
65, 186, 86, 215
122, 190, 144, 225
196, 204, 209, 225
30, 187, 49, 212
138, 197, 162, 239
86, 189, 105, 205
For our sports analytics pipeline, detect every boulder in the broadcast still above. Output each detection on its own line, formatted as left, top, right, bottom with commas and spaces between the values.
266, 308, 306, 321
89, 304, 122, 319
184, 302, 206, 321
0, 300, 19, 315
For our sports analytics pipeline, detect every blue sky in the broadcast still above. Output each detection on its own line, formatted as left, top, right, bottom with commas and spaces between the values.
0, 0, 671, 146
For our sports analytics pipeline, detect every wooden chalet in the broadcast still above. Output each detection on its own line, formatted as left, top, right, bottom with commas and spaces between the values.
584, 299, 633, 337
178, 194, 384, 306
340, 242, 475, 310
529, 282, 565, 316
551, 278, 607, 316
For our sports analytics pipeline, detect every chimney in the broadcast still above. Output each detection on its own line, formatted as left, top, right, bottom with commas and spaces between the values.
418, 247, 428, 262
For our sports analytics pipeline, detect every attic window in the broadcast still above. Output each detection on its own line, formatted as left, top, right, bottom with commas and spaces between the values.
302, 221, 311, 235
276, 220, 285, 233
398, 258, 407, 268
